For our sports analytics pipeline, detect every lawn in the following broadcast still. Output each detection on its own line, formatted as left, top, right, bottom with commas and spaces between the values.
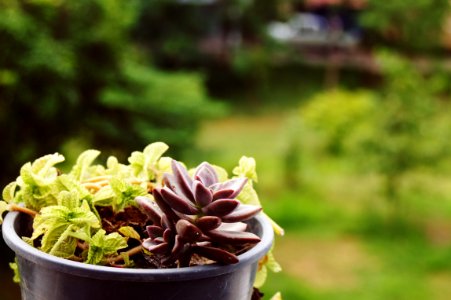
194, 109, 451, 300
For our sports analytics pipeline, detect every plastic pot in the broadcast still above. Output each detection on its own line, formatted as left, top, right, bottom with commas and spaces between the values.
2, 211, 273, 300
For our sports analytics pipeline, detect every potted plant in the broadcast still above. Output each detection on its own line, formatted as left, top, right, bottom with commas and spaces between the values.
0, 142, 283, 300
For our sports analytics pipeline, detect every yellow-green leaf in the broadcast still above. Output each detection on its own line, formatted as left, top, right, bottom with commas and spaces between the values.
49, 225, 77, 258
0, 201, 9, 224
40, 223, 68, 253
143, 142, 169, 166
86, 230, 127, 265
233, 156, 258, 182
237, 182, 261, 206
270, 292, 282, 300
9, 258, 20, 284
128, 142, 169, 180
119, 226, 141, 240
266, 247, 282, 273
57, 190, 80, 209
70, 150, 101, 180
264, 212, 285, 236
2, 182, 18, 203
92, 186, 115, 206
254, 264, 267, 288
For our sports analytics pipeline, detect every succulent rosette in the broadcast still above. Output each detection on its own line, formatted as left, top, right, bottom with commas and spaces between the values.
136, 160, 262, 267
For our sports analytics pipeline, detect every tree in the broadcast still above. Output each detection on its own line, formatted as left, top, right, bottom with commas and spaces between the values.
0, 0, 223, 186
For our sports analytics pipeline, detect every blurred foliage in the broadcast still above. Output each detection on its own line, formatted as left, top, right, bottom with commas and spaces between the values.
345, 51, 451, 210
360, 0, 450, 52
195, 98, 451, 298
97, 59, 224, 155
300, 89, 376, 155
133, 0, 217, 67
133, 0, 279, 90
2, 0, 451, 298
0, 0, 223, 186
295, 51, 451, 220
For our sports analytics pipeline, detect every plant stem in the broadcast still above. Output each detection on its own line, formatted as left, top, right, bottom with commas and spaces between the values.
68, 255, 83, 262
108, 245, 142, 264
77, 240, 88, 251
83, 175, 112, 183
81, 182, 102, 192
9, 204, 38, 217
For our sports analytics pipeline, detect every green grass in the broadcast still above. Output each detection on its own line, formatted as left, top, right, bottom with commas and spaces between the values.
262, 271, 320, 300
194, 109, 451, 300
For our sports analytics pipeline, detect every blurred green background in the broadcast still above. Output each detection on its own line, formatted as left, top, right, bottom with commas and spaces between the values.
3, 0, 451, 299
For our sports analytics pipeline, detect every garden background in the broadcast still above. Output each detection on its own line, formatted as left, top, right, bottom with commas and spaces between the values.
2, 0, 451, 299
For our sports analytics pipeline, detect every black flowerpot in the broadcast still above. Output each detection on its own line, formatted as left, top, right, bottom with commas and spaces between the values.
2, 212, 273, 300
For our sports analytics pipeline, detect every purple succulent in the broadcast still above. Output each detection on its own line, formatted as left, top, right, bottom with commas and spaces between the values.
136, 160, 262, 267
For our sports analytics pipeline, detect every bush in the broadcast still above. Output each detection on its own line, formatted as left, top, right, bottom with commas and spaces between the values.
360, 0, 450, 51
354, 51, 446, 176
98, 60, 225, 154
0, 0, 223, 186
300, 88, 376, 155
346, 51, 451, 216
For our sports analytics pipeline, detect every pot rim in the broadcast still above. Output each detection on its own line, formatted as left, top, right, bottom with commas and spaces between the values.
2, 211, 273, 282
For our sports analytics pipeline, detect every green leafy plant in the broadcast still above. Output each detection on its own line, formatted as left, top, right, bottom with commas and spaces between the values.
0, 142, 282, 295
300, 88, 376, 155
0, 0, 223, 188
341, 51, 451, 224
360, 0, 449, 51
137, 160, 262, 266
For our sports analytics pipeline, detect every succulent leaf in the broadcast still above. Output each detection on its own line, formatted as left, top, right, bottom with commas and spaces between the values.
210, 177, 248, 199
154, 237, 165, 243
143, 160, 263, 265
146, 226, 164, 239
203, 199, 240, 217
192, 245, 239, 265
153, 189, 179, 226
221, 204, 262, 223
193, 180, 213, 207
160, 214, 173, 230
142, 240, 169, 254
176, 219, 202, 242
170, 235, 189, 263
195, 216, 221, 231
163, 228, 174, 243
160, 188, 198, 215
217, 222, 247, 232
136, 196, 162, 224
211, 189, 235, 200
163, 174, 186, 197
194, 162, 218, 187
206, 229, 261, 245
171, 160, 195, 201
